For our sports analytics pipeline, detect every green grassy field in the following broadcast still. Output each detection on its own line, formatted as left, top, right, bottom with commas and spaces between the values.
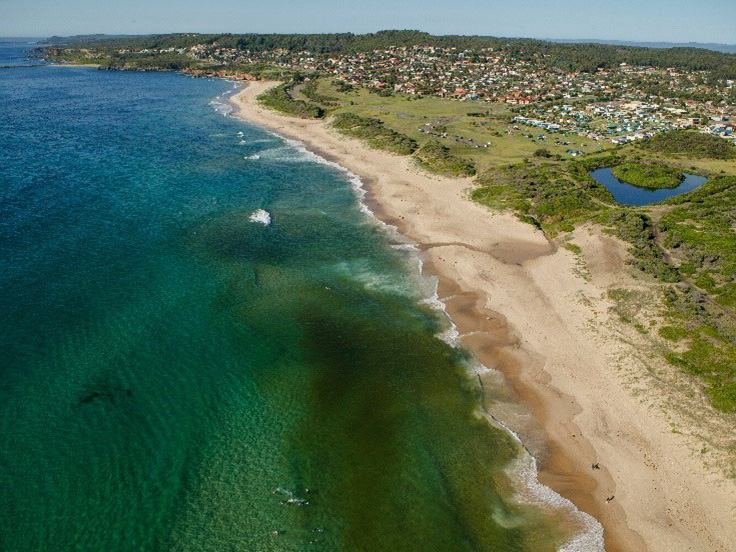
311, 79, 610, 170
280, 77, 736, 413
302, 78, 736, 179
628, 147, 736, 176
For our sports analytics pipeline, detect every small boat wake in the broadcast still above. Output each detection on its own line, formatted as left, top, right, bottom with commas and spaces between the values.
271, 486, 311, 506
248, 209, 271, 225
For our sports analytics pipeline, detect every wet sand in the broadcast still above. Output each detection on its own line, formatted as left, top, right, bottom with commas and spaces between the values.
229, 80, 736, 552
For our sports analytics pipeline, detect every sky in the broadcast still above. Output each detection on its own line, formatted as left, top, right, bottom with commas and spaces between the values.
1, 0, 734, 44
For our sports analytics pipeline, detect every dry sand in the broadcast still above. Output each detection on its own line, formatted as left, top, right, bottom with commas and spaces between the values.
230, 81, 736, 551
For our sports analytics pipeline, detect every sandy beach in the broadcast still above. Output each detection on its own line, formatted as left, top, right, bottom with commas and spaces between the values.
231, 81, 736, 552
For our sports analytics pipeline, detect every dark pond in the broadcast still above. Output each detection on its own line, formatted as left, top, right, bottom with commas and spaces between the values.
589, 168, 706, 206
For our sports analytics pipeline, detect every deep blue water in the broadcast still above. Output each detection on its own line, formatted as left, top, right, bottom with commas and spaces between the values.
589, 167, 706, 206
0, 38, 47, 66
0, 50, 582, 550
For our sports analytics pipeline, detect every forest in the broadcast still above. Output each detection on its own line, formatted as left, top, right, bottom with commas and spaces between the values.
41, 30, 736, 79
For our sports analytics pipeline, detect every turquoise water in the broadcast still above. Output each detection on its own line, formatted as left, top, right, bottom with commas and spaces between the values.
0, 56, 573, 550
589, 167, 706, 206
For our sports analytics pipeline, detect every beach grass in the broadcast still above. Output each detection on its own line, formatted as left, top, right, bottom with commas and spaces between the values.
263, 78, 736, 414
311, 78, 611, 169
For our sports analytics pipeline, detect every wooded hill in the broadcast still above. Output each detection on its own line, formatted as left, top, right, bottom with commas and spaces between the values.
41, 30, 736, 79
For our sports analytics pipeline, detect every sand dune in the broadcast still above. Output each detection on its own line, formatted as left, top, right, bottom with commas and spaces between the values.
230, 81, 736, 552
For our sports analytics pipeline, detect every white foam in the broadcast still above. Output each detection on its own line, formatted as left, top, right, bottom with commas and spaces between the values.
258, 130, 459, 343
231, 128, 607, 548
209, 81, 243, 117
248, 209, 271, 225
390, 243, 420, 252
419, 287, 462, 346
254, 132, 382, 224
483, 414, 605, 551
210, 97, 234, 116
332, 259, 415, 297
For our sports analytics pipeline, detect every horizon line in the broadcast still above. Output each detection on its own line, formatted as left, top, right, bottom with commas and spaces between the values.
1, 31, 734, 48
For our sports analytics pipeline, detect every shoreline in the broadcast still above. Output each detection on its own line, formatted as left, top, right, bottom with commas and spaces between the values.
229, 80, 736, 551
237, 107, 605, 550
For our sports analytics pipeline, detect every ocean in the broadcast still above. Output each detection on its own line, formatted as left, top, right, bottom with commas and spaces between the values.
0, 41, 593, 551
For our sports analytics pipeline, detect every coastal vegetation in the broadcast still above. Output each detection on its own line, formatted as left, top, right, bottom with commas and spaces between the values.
300, 79, 339, 106
640, 130, 736, 160
44, 49, 110, 66
302, 82, 736, 404
606, 209, 680, 281
258, 82, 325, 118
656, 175, 736, 411
610, 161, 684, 189
45, 47, 292, 80
473, 160, 736, 411
469, 156, 688, 281
660, 176, 736, 307
332, 113, 418, 155
414, 140, 477, 177
468, 156, 684, 287
471, 162, 612, 234
99, 52, 199, 70
41, 33, 736, 413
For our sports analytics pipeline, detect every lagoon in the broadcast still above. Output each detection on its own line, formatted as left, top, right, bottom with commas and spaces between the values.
590, 167, 706, 206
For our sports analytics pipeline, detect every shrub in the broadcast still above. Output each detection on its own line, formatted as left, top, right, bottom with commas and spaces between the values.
414, 140, 476, 177
610, 162, 683, 189
332, 113, 417, 155
640, 130, 736, 160
258, 83, 324, 119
